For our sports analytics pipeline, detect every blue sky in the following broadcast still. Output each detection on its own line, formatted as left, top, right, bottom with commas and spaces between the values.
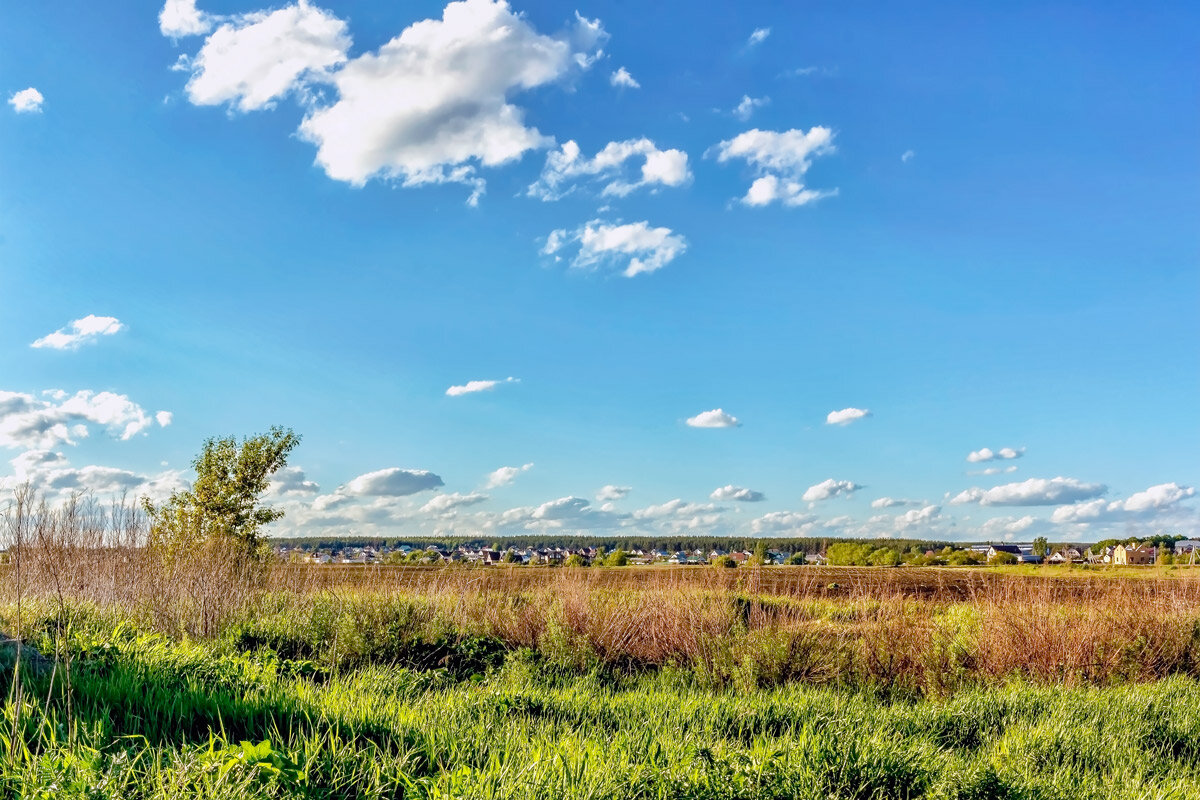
1, 0, 1196, 541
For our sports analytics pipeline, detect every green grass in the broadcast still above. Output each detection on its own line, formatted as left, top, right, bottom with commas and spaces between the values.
5, 612, 1200, 799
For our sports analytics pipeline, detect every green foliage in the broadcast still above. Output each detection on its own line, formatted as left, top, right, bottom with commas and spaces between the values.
990, 552, 1018, 565
6, 618, 1200, 800
1033, 536, 1049, 557
145, 426, 300, 554
563, 554, 588, 568
712, 555, 737, 569
604, 549, 629, 567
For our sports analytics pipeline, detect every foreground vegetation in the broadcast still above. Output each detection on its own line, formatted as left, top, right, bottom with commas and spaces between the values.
6, 605, 1200, 800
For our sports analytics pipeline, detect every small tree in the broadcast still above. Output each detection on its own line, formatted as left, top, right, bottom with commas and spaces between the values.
991, 552, 1018, 566
785, 553, 805, 566
145, 426, 300, 558
564, 554, 587, 568
712, 555, 737, 568
1032, 536, 1049, 557
605, 549, 629, 567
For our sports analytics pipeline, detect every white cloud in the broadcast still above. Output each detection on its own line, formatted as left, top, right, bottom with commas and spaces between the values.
422, 491, 488, 514
485, 462, 533, 488
1051, 482, 1195, 524
826, 407, 870, 426
543, 219, 686, 278
978, 515, 1038, 537
750, 510, 819, 535
712, 127, 836, 207
802, 478, 862, 503
610, 66, 639, 89
343, 467, 444, 497
686, 408, 740, 428
969, 465, 1019, 476
529, 138, 691, 200
950, 476, 1106, 507
297, 0, 605, 204
893, 504, 942, 531
733, 95, 769, 121
31, 315, 125, 350
596, 484, 631, 501
0, 389, 165, 450
445, 376, 519, 396
182, 1, 350, 112
871, 497, 919, 509
270, 465, 320, 495
160, 0, 213, 37
901, 149, 915, 163
2, 448, 186, 502
747, 27, 770, 46
155, 411, 174, 427
966, 447, 1024, 463
499, 495, 625, 531
710, 485, 765, 502
9, 87, 44, 114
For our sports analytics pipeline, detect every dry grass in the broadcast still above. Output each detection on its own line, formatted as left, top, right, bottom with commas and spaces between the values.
5, 492, 1200, 691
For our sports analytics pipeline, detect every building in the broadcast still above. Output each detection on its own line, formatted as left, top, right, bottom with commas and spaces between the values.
1113, 543, 1156, 565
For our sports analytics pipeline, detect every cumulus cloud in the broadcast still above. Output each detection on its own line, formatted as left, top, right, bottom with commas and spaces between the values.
802, 478, 862, 503
270, 465, 320, 495
499, 495, 625, 531
159, 0, 213, 37
528, 138, 690, 201
155, 411, 174, 427
181, 1, 350, 112
543, 219, 686, 278
596, 484, 631, 501
0, 390, 167, 450
1051, 482, 1195, 524
901, 149, 915, 163
733, 95, 769, 121
343, 467, 444, 497
712, 127, 836, 207
966, 447, 1024, 463
826, 407, 870, 426
610, 66, 639, 89
750, 510, 819, 535
297, 0, 605, 204
709, 485, 765, 502
31, 315, 125, 350
747, 27, 770, 46
445, 376, 519, 396
950, 477, 1106, 507
422, 491, 488, 514
978, 515, 1038, 537
170, 0, 605, 204
871, 497, 919, 509
3, 448, 186, 502
485, 462, 533, 488
686, 409, 740, 428
9, 88, 44, 114
893, 504, 942, 530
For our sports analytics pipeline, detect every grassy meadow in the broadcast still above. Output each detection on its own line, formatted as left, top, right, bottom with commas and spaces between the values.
5, 545, 1200, 799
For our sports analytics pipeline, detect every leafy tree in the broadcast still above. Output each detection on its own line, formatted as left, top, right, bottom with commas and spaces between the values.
990, 552, 1018, 565
1032, 537, 1049, 557
750, 541, 770, 566
564, 554, 588, 568
145, 426, 300, 556
712, 555, 737, 568
868, 547, 899, 567
785, 553, 805, 566
500, 549, 518, 564
605, 549, 629, 567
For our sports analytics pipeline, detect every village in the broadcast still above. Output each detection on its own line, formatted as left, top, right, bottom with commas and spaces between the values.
271, 538, 1200, 568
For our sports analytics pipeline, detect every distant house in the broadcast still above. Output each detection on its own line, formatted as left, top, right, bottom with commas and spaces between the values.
1047, 547, 1084, 564
987, 544, 1022, 562
1113, 543, 1156, 565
